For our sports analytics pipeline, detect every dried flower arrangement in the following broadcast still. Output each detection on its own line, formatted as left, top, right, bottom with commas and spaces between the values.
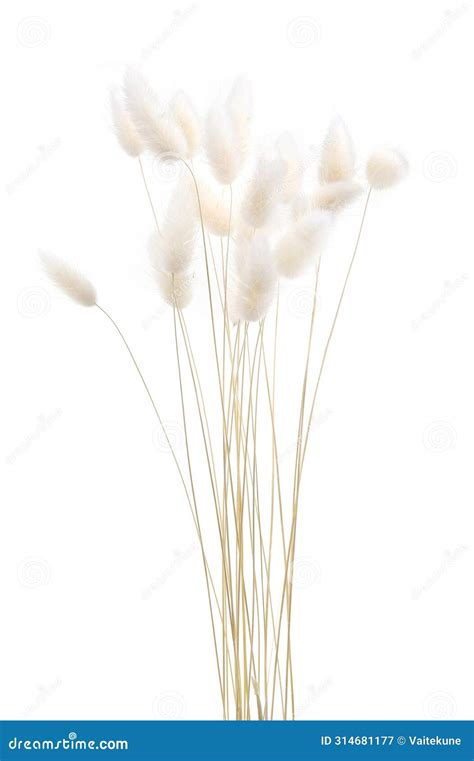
41, 70, 407, 720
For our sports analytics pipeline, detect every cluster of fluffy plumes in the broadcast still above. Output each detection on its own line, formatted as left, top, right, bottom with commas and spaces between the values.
110, 69, 252, 171
34, 74, 407, 318
117, 69, 196, 159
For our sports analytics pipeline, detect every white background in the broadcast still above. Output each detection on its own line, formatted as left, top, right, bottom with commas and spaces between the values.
0, 0, 473, 721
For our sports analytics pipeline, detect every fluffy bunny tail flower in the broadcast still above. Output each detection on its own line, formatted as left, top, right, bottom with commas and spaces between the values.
313, 181, 363, 211
40, 252, 97, 307
110, 87, 143, 158
123, 68, 187, 158
275, 211, 331, 279
319, 117, 355, 184
366, 147, 408, 189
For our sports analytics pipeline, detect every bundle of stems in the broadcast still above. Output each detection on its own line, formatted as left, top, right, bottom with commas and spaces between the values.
42, 72, 407, 720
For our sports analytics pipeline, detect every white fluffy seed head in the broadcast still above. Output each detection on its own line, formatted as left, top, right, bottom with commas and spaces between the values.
205, 103, 243, 185
39, 252, 96, 307
206, 77, 253, 187
234, 201, 294, 244
313, 181, 363, 211
171, 90, 201, 158
291, 194, 313, 221
110, 88, 143, 158
275, 132, 304, 203
366, 147, 408, 189
275, 210, 331, 279
240, 156, 285, 229
154, 270, 195, 309
149, 175, 198, 274
319, 117, 355, 184
226, 76, 253, 162
230, 233, 277, 322
122, 68, 187, 158
196, 174, 232, 237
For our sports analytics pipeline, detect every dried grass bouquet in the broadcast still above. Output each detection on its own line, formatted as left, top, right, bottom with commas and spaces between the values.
41, 69, 407, 720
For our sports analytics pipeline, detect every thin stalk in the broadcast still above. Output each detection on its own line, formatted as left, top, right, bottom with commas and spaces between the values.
175, 306, 239, 659
284, 262, 321, 719
221, 186, 233, 714
299, 189, 372, 473
264, 284, 280, 716
94, 303, 224, 701
138, 156, 160, 233
95, 304, 190, 511
172, 294, 225, 711
277, 189, 373, 718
